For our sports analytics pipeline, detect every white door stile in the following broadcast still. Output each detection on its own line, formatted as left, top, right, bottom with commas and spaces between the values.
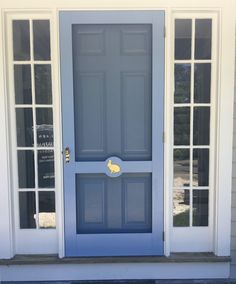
163, 7, 172, 257
53, 8, 65, 258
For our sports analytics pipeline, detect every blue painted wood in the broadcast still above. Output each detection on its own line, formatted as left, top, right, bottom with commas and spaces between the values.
74, 161, 152, 173
73, 24, 152, 162
76, 173, 151, 234
60, 11, 165, 256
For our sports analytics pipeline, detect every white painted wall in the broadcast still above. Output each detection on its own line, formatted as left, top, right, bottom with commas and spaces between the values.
0, 10, 13, 259
230, 24, 236, 279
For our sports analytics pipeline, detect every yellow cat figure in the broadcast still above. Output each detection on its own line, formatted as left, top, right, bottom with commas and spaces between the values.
107, 159, 121, 174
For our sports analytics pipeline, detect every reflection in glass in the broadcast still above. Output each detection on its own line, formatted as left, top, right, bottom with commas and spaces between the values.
19, 192, 36, 228
39, 191, 56, 229
193, 149, 209, 186
173, 189, 190, 227
13, 20, 30, 61
33, 20, 51, 61
35, 65, 52, 104
174, 64, 191, 103
38, 150, 55, 188
194, 64, 211, 103
14, 65, 32, 104
175, 19, 192, 60
16, 108, 33, 147
195, 19, 212, 60
36, 108, 54, 147
193, 190, 209, 226
174, 107, 190, 145
174, 149, 190, 187
193, 107, 210, 145
17, 150, 35, 188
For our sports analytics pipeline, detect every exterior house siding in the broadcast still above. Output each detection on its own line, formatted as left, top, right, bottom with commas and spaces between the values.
231, 26, 236, 278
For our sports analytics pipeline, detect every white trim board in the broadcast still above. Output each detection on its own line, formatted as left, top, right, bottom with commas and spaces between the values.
0, 262, 230, 281
0, 0, 234, 9
0, 8, 13, 260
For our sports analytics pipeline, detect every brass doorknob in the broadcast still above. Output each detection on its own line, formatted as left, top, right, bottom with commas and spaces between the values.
64, 147, 70, 163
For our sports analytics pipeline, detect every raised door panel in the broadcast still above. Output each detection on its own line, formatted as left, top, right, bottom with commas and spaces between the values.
72, 24, 152, 162
74, 72, 106, 160
76, 173, 152, 234
121, 72, 151, 159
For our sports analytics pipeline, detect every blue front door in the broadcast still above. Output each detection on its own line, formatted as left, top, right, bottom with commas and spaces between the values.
60, 11, 165, 256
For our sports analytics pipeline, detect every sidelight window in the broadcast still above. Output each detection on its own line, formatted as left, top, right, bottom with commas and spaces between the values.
12, 19, 55, 229
173, 18, 212, 227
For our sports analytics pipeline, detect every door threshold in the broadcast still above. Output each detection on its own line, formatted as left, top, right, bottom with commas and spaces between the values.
0, 253, 231, 265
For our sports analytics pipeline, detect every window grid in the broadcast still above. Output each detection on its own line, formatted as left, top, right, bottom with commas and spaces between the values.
12, 18, 55, 230
173, 17, 212, 227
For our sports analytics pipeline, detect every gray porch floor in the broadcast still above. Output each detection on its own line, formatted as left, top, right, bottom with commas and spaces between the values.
0, 253, 230, 266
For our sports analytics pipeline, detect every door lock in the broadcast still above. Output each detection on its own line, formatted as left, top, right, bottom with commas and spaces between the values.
64, 147, 70, 163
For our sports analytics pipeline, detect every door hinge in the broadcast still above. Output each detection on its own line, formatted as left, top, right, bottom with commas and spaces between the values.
162, 132, 165, 143
163, 231, 165, 242
164, 26, 166, 38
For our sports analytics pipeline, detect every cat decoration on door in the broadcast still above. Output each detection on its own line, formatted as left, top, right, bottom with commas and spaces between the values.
107, 159, 121, 174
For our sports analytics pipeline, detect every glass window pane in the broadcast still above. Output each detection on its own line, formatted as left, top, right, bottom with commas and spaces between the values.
33, 20, 51, 60
16, 108, 33, 147
174, 149, 190, 187
193, 149, 209, 186
194, 63, 211, 103
13, 20, 30, 61
38, 150, 55, 188
175, 19, 192, 60
193, 107, 210, 145
35, 65, 52, 104
174, 107, 190, 145
174, 64, 191, 103
14, 65, 32, 104
195, 19, 212, 60
193, 190, 209, 226
36, 108, 54, 147
39, 191, 56, 229
17, 150, 35, 188
19, 192, 36, 228
173, 189, 190, 227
